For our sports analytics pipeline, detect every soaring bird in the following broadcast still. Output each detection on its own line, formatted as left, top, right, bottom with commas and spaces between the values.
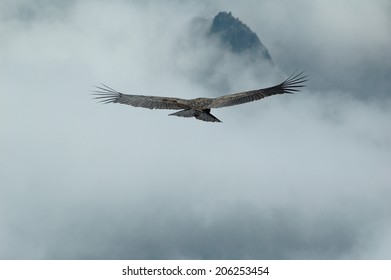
93, 71, 306, 123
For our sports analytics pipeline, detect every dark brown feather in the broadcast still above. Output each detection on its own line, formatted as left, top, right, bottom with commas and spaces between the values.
208, 71, 307, 108
93, 84, 190, 110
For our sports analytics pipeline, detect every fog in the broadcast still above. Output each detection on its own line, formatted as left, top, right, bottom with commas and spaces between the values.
1, 0, 390, 259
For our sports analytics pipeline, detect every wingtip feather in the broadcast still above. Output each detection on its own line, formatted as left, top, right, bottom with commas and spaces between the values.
282, 70, 307, 94
91, 84, 121, 103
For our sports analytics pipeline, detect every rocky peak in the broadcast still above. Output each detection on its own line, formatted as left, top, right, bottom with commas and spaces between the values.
210, 11, 272, 61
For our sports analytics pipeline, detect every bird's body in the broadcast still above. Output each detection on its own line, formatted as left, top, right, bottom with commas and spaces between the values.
93, 71, 307, 123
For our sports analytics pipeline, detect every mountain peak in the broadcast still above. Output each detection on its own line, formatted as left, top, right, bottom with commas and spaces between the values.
210, 11, 272, 61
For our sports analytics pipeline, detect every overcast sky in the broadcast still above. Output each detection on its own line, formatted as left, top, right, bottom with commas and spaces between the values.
1, 0, 391, 259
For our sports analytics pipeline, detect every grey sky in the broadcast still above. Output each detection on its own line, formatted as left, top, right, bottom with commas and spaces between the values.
1, 0, 390, 259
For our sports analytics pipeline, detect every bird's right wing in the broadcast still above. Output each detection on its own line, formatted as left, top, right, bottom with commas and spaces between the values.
93, 84, 190, 110
208, 71, 307, 109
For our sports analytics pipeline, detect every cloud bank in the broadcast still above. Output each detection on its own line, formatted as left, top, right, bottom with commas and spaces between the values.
1, 0, 390, 259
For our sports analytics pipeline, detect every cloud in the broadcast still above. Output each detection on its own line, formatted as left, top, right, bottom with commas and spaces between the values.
1, 0, 390, 259
211, 0, 391, 97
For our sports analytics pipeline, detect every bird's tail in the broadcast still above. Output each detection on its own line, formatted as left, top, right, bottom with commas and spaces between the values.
169, 109, 197, 118
169, 109, 222, 123
195, 112, 222, 122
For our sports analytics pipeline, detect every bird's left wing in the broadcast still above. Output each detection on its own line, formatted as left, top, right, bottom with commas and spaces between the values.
207, 71, 307, 109
93, 84, 190, 110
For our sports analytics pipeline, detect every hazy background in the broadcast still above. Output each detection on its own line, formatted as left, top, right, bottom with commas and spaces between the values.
1, 0, 390, 259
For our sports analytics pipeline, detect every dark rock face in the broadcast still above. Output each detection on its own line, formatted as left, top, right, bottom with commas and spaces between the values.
179, 11, 277, 94
210, 11, 272, 61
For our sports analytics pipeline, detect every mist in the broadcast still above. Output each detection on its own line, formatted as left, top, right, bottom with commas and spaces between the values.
1, 0, 390, 259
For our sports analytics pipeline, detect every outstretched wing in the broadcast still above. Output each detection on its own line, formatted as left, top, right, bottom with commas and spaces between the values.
93, 84, 190, 110
208, 71, 307, 109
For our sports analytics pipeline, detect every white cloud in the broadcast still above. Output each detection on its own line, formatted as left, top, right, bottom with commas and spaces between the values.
1, 0, 390, 259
